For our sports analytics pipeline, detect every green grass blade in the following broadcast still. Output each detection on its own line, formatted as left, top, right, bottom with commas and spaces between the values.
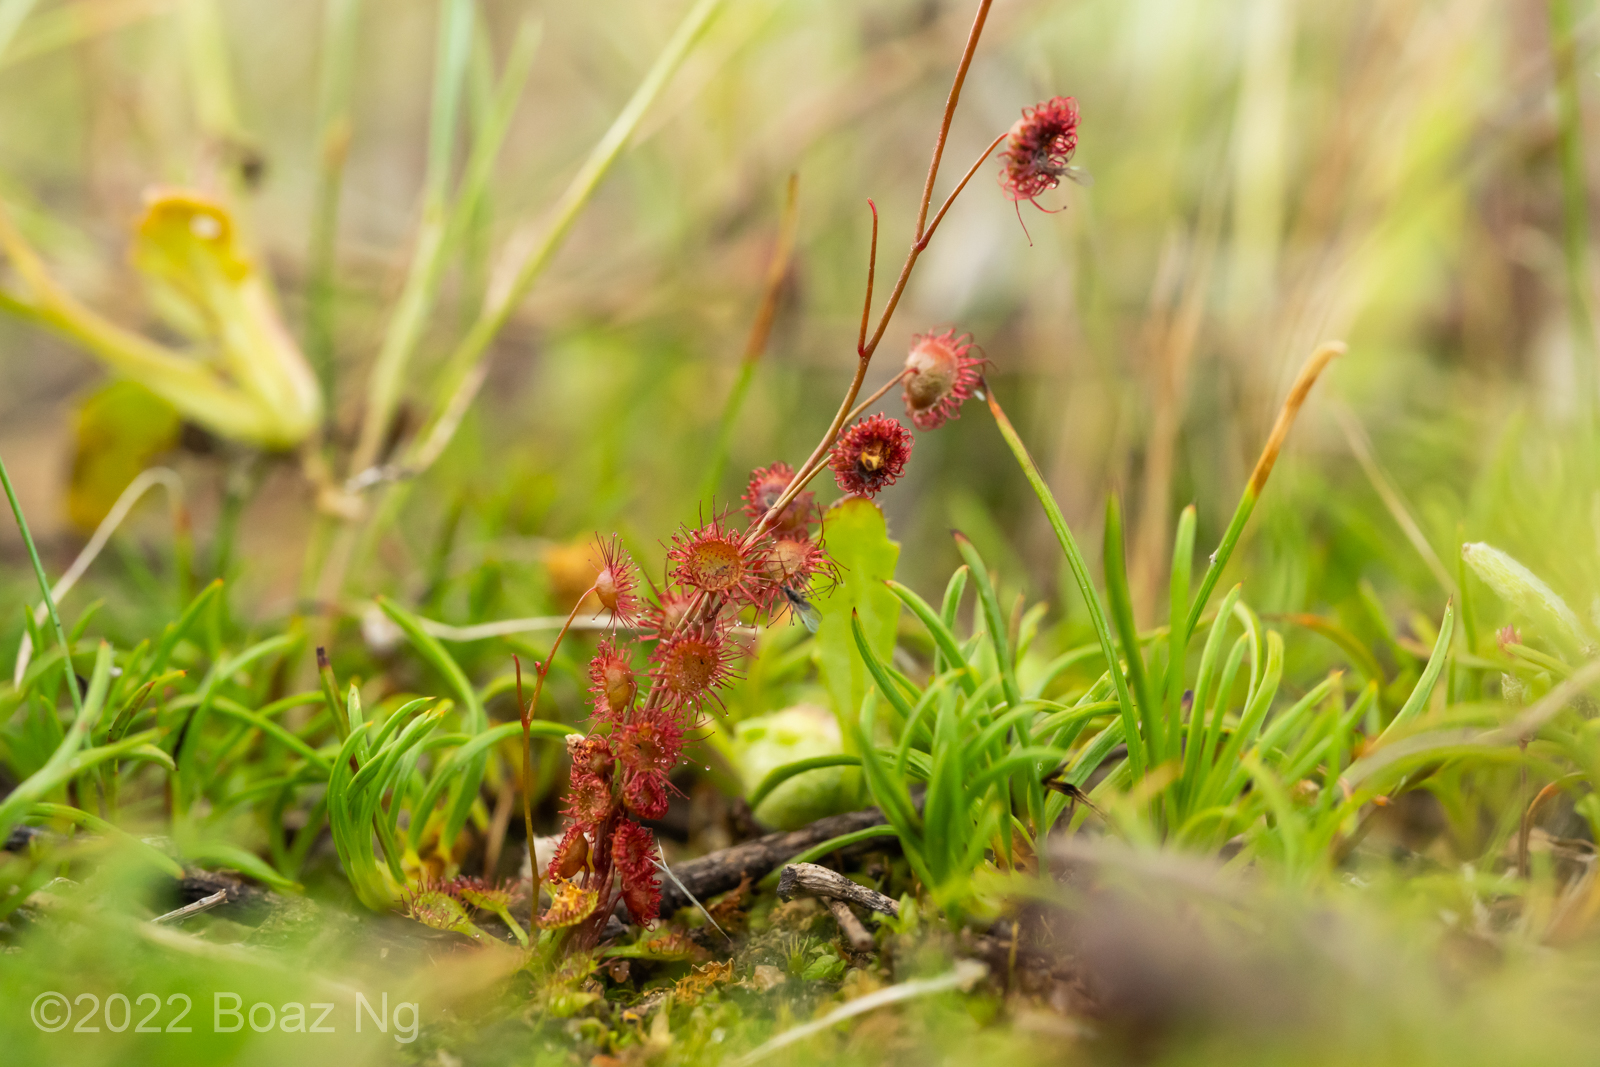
850, 609, 917, 722
888, 579, 975, 693
748, 755, 864, 811
1379, 599, 1455, 741
0, 446, 84, 720
1184, 343, 1342, 635
24, 802, 184, 879
1103, 492, 1160, 765
984, 389, 1141, 778
952, 532, 1022, 711
377, 596, 485, 730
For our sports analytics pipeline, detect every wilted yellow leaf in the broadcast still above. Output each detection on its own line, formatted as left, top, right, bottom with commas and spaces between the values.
68, 380, 181, 531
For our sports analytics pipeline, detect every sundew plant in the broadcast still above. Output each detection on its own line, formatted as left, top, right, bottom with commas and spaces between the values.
5, 1, 1600, 1066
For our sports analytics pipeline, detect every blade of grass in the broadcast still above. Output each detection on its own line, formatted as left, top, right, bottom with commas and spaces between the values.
1195, 631, 1284, 814
305, 0, 365, 393
25, 802, 184, 878
748, 755, 863, 811
985, 388, 1141, 778
376, 597, 485, 729
952, 532, 1022, 711
851, 609, 917, 722
0, 446, 84, 722
0, 643, 113, 841
347, 0, 476, 476
1180, 584, 1242, 815
888, 579, 975, 693
404, 0, 728, 476
1378, 599, 1454, 741
1103, 492, 1161, 763
1184, 341, 1344, 636
1165, 502, 1196, 726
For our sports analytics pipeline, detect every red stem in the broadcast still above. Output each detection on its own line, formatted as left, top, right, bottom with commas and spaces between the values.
914, 0, 994, 242
652, 2, 999, 713
919, 132, 1009, 252
520, 584, 595, 931
856, 200, 879, 357
845, 367, 913, 425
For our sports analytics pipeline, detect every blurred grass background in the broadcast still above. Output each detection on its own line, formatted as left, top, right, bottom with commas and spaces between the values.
0, 0, 1587, 670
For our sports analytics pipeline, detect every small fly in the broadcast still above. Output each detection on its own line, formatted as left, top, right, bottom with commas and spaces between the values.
1061, 164, 1094, 188
1042, 766, 1104, 818
782, 585, 821, 634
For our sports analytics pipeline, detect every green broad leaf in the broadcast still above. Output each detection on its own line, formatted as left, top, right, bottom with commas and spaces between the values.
812, 496, 901, 736
801, 951, 847, 982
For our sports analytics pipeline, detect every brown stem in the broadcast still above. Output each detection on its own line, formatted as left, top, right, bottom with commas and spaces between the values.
856, 199, 879, 356
844, 367, 913, 425
918, 132, 1008, 252
746, 5, 999, 544
914, 0, 994, 241
693, 3, 999, 652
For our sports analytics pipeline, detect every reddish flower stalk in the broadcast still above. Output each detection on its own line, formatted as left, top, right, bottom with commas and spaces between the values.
518, 534, 638, 933
740, 2, 1002, 550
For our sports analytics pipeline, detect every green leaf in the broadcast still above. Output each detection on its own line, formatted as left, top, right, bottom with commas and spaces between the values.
1379, 599, 1455, 740
376, 596, 485, 730
1461, 543, 1586, 654
812, 497, 901, 732
180, 840, 302, 893
887, 579, 975, 693
746, 754, 863, 812
0, 641, 113, 841
1102, 493, 1160, 765
801, 951, 847, 982
952, 533, 1021, 711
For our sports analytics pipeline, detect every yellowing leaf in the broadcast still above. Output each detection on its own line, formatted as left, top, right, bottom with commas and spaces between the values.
126, 189, 320, 447
0, 189, 320, 449
68, 380, 181, 530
